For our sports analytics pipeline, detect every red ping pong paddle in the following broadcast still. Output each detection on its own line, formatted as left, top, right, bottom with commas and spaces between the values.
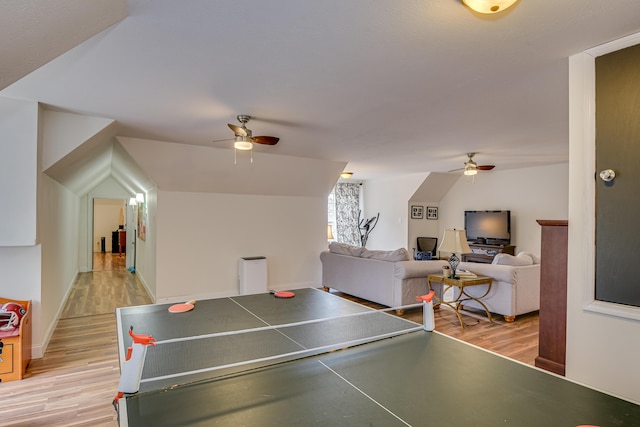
270, 290, 295, 298
168, 300, 196, 313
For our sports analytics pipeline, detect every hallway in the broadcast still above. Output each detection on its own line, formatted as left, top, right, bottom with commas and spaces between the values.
60, 253, 153, 318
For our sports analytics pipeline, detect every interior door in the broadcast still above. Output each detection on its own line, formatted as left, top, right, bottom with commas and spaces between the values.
594, 42, 640, 307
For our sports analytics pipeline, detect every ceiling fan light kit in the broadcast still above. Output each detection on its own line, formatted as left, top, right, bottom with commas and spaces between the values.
462, 0, 518, 14
464, 163, 478, 176
233, 136, 253, 151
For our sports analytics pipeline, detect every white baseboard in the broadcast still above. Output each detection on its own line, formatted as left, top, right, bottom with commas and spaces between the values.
32, 270, 79, 359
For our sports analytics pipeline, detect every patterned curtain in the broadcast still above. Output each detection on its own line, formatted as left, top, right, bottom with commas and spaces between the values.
334, 183, 361, 246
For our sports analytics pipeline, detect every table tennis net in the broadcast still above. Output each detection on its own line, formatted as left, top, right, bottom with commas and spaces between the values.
133, 307, 423, 394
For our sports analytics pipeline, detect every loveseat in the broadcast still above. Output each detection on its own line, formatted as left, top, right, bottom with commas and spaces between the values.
455, 252, 541, 322
320, 242, 447, 311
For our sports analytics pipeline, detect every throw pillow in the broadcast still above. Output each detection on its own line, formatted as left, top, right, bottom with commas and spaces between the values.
361, 248, 410, 262
492, 253, 533, 266
329, 242, 365, 257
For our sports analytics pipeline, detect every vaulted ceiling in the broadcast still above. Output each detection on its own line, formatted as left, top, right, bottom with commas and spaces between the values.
2, 1, 640, 190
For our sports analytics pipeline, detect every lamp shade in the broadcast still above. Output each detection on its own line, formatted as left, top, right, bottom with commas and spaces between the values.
462, 0, 518, 14
438, 229, 472, 255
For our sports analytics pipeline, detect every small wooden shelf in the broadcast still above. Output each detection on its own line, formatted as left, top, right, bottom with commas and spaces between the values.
0, 298, 31, 382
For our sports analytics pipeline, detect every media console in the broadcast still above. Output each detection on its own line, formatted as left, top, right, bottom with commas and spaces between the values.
462, 243, 515, 264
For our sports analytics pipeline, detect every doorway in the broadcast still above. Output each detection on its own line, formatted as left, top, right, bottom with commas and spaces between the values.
93, 198, 128, 271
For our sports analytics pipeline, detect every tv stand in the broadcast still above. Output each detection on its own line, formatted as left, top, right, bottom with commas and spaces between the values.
462, 243, 515, 264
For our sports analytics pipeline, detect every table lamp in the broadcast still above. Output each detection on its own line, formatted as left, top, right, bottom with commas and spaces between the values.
438, 229, 472, 279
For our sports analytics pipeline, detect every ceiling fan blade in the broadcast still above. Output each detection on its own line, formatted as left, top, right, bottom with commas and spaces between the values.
228, 123, 248, 137
251, 135, 279, 145
211, 137, 233, 143
477, 165, 495, 171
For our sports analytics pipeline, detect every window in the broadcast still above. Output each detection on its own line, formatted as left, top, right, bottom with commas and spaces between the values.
328, 183, 362, 246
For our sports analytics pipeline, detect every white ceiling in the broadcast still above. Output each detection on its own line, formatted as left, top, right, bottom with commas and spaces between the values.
2, 0, 640, 182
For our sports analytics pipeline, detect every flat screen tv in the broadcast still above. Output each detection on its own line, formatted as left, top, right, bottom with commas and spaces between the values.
464, 210, 511, 245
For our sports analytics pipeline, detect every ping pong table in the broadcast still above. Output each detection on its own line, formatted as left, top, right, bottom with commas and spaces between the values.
115, 288, 640, 426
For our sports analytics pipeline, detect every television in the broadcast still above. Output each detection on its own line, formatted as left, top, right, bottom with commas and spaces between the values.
464, 210, 511, 246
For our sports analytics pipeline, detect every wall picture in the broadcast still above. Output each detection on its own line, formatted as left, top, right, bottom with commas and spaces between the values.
137, 201, 147, 241
411, 205, 424, 219
427, 206, 438, 220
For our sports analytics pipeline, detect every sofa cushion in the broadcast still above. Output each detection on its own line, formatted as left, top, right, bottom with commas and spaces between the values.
361, 248, 410, 262
492, 253, 533, 266
329, 242, 365, 257
517, 251, 540, 264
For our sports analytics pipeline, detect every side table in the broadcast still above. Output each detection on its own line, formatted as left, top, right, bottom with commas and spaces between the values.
427, 274, 493, 328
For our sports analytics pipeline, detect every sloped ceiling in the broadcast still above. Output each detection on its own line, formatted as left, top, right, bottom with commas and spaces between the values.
117, 136, 345, 197
410, 173, 462, 203
0, 0, 127, 90
3, 1, 640, 192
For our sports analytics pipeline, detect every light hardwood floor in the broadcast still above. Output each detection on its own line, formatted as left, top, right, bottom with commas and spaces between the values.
0, 254, 538, 426
332, 290, 539, 366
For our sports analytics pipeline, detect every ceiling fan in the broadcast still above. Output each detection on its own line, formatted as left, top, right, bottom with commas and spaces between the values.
449, 153, 495, 176
214, 114, 279, 163
227, 114, 279, 150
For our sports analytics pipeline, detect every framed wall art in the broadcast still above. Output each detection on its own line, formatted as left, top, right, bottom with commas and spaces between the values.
426, 206, 438, 220
411, 205, 424, 219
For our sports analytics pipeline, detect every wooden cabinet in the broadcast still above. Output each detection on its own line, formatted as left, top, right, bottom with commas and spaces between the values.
0, 298, 31, 382
535, 220, 568, 376
462, 244, 515, 264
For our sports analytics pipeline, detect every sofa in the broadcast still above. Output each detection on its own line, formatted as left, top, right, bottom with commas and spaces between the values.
321, 243, 540, 322
455, 252, 541, 322
320, 242, 447, 312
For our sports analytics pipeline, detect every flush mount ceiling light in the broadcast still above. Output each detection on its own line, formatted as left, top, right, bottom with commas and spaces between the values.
340, 171, 353, 179
462, 0, 518, 14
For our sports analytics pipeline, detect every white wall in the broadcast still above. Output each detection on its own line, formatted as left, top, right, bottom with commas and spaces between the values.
0, 97, 38, 246
155, 191, 327, 302
567, 39, 640, 405
133, 187, 156, 300
361, 166, 568, 257
438, 164, 569, 256
407, 203, 441, 257
362, 174, 428, 250
38, 174, 80, 358
0, 245, 40, 343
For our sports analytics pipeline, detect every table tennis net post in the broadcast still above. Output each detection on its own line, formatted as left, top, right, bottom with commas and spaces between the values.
118, 302, 431, 398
